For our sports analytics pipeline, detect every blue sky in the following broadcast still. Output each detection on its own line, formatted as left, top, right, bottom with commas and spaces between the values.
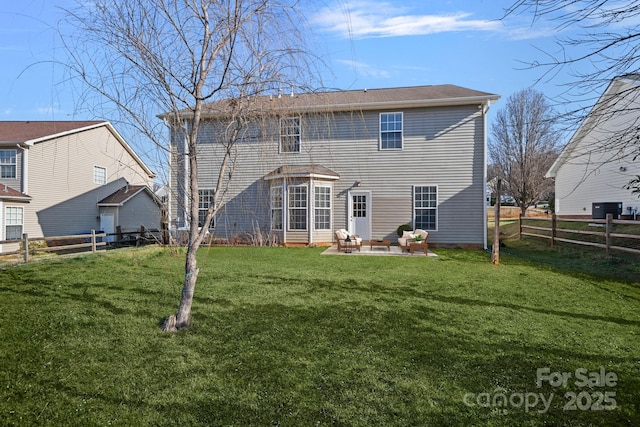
0, 0, 596, 171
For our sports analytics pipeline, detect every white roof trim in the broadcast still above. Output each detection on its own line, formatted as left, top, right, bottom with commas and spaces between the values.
264, 172, 340, 181
97, 185, 162, 207
546, 76, 639, 178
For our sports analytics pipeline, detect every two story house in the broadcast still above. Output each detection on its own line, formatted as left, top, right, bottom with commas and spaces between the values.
546, 75, 640, 218
0, 121, 160, 246
168, 84, 499, 248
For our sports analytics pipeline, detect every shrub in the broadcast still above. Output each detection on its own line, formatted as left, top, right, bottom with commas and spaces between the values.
396, 223, 413, 237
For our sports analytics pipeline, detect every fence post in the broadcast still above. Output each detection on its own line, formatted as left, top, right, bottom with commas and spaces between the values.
91, 229, 97, 253
551, 213, 557, 248
518, 214, 522, 240
605, 213, 613, 256
491, 178, 501, 265
22, 233, 29, 263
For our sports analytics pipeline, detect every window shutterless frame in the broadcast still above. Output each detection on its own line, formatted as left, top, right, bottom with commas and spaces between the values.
198, 189, 215, 229
379, 112, 403, 150
5, 206, 23, 241
93, 165, 107, 185
279, 116, 301, 153
413, 185, 438, 231
287, 184, 307, 230
0, 149, 17, 179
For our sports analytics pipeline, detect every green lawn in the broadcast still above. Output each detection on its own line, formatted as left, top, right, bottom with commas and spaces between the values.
1, 246, 639, 426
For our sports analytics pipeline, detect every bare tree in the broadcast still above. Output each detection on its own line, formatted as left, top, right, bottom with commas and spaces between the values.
61, 0, 323, 331
489, 88, 560, 215
503, 1, 640, 178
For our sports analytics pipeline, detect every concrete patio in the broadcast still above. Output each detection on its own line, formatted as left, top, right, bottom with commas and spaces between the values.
321, 245, 438, 257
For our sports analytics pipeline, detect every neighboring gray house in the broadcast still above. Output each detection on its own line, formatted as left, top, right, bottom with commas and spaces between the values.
0, 121, 159, 247
546, 75, 640, 218
168, 84, 499, 248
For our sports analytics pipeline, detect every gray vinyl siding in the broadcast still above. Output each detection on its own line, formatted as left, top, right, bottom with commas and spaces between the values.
118, 193, 161, 232
173, 104, 487, 246
25, 126, 154, 237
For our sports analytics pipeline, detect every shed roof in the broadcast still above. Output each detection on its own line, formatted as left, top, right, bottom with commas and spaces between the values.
97, 185, 160, 207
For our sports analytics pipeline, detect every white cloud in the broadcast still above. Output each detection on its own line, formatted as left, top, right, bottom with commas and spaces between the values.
337, 59, 391, 78
312, 1, 501, 39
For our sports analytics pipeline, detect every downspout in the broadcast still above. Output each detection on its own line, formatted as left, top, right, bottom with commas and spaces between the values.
162, 118, 174, 231
308, 177, 314, 245
183, 120, 189, 228
282, 177, 287, 245
0, 200, 3, 253
20, 145, 28, 194
482, 100, 491, 250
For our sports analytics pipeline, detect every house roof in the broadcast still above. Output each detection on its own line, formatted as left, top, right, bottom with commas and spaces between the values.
97, 185, 161, 207
0, 121, 156, 179
546, 75, 640, 178
0, 121, 105, 144
0, 184, 31, 202
263, 165, 340, 181
164, 84, 500, 119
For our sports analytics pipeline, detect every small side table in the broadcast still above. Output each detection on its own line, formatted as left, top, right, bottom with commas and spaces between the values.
409, 241, 428, 255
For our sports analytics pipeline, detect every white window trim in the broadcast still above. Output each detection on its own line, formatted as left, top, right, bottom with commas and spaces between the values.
198, 189, 215, 230
279, 116, 301, 153
0, 149, 17, 179
413, 185, 438, 231
314, 185, 332, 231
379, 112, 403, 150
287, 183, 308, 231
270, 185, 283, 231
93, 165, 107, 185
5, 206, 24, 241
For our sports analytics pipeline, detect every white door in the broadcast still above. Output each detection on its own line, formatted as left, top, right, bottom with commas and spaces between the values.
100, 213, 115, 243
349, 191, 371, 241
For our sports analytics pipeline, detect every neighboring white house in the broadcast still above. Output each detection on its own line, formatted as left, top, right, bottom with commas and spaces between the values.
166, 84, 499, 248
546, 76, 640, 218
0, 121, 160, 247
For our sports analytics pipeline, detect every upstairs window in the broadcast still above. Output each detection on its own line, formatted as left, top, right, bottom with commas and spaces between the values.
414, 185, 437, 230
380, 112, 403, 150
280, 117, 301, 153
93, 166, 106, 185
0, 149, 17, 179
198, 189, 215, 229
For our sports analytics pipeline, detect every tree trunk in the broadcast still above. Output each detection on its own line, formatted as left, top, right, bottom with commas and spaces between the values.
162, 245, 199, 332
162, 137, 203, 333
520, 204, 527, 217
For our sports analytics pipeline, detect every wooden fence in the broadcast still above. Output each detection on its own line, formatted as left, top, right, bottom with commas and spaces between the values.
519, 213, 640, 256
0, 227, 165, 263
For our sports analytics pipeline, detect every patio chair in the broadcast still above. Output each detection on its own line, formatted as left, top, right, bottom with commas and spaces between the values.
335, 229, 362, 252
398, 229, 429, 255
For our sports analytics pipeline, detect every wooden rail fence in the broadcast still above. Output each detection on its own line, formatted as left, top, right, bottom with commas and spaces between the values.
0, 227, 165, 263
519, 213, 640, 256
